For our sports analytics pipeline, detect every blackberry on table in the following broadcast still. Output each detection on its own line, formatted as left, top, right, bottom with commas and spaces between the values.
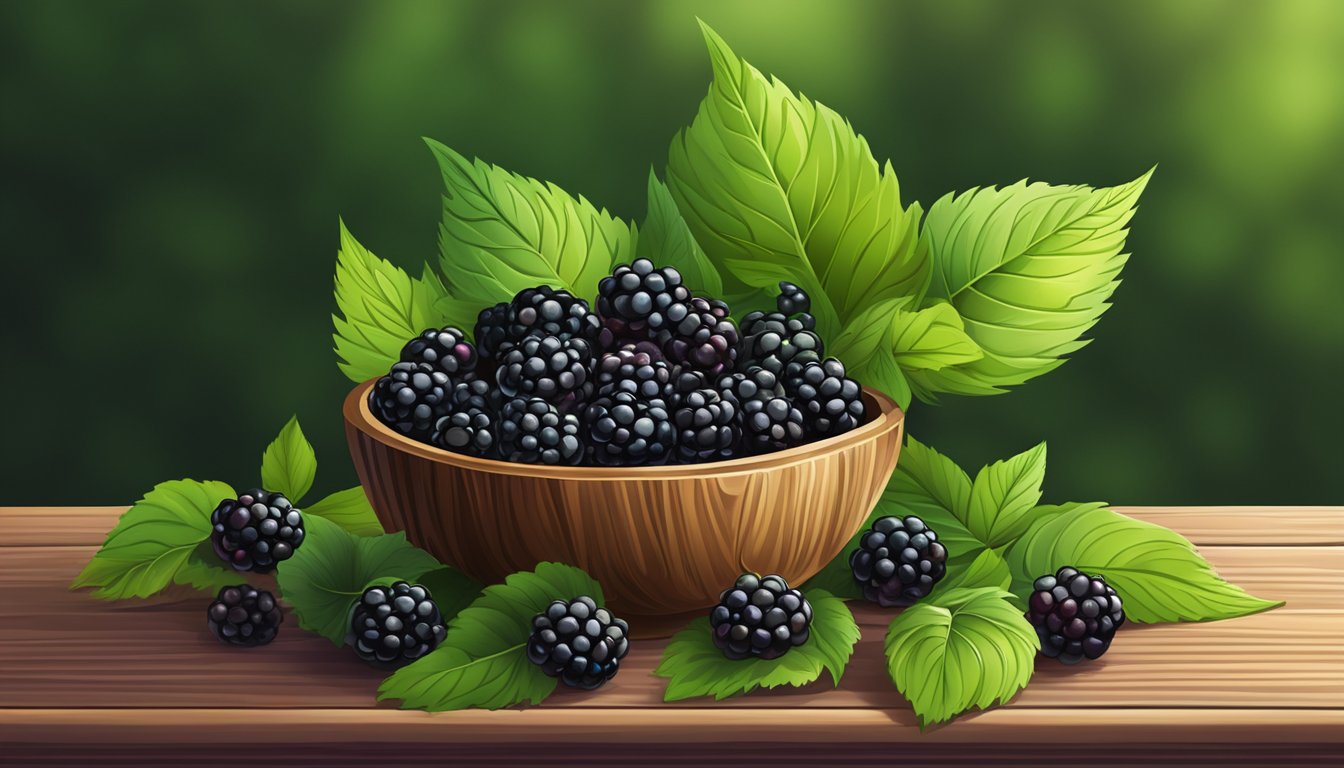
1028, 566, 1126, 664
527, 596, 630, 690
210, 489, 305, 573
584, 390, 675, 466
788, 358, 865, 437
207, 585, 282, 647
496, 335, 594, 403
348, 581, 447, 666
596, 258, 691, 342
594, 346, 674, 404
672, 388, 740, 462
740, 395, 805, 454
775, 280, 811, 315
498, 397, 584, 465
368, 361, 453, 441
431, 379, 499, 457
506, 286, 602, 348
850, 515, 946, 607
399, 326, 478, 378
474, 301, 512, 362
709, 574, 812, 660
660, 296, 739, 376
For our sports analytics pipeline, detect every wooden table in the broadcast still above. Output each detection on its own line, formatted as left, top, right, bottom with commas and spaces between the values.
2, 506, 1341, 766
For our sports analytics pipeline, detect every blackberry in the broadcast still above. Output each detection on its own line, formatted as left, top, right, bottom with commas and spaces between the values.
740, 395, 805, 454
431, 379, 499, 457
496, 335, 594, 403
1028, 567, 1126, 664
788, 358, 865, 437
498, 397, 584, 465
776, 280, 810, 315
527, 596, 630, 690
368, 361, 453, 440
716, 366, 781, 404
709, 574, 812, 660
672, 388, 740, 462
506, 286, 602, 349
399, 326, 477, 378
850, 515, 947, 607
210, 489, 305, 573
474, 301, 512, 361
594, 346, 674, 404
660, 297, 739, 376
207, 585, 282, 647
584, 391, 675, 466
348, 581, 447, 666
740, 322, 823, 381
596, 258, 691, 342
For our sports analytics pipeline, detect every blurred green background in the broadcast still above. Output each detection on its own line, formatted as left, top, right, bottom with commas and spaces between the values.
2, 0, 1340, 505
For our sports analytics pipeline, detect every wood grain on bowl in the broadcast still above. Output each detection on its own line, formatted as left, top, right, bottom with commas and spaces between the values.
344, 380, 904, 634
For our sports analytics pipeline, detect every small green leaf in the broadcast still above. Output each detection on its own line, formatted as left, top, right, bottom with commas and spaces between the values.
1006, 505, 1283, 623
931, 548, 1012, 599
72, 479, 235, 600
415, 566, 484, 627
888, 302, 982, 372
171, 540, 241, 593
275, 515, 441, 644
884, 587, 1038, 727
654, 590, 859, 702
965, 442, 1047, 547
303, 486, 386, 537
638, 171, 723, 297
378, 563, 603, 711
260, 416, 317, 503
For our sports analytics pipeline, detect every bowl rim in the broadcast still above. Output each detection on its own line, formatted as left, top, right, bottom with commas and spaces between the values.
345, 378, 904, 479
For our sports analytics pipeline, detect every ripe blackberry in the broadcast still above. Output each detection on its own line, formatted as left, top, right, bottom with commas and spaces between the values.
672, 388, 740, 462
348, 581, 447, 666
716, 366, 781, 404
788, 358, 865, 437
594, 346, 674, 404
527, 596, 630, 690
850, 515, 947, 607
596, 258, 691, 342
709, 574, 812, 660
584, 391, 675, 466
498, 397, 584, 465
1028, 567, 1126, 664
740, 395, 805, 454
506, 286, 602, 348
207, 585, 282, 647
474, 301, 512, 361
399, 326, 478, 378
496, 335, 594, 403
368, 361, 453, 441
740, 322, 823, 381
431, 379, 499, 457
210, 489, 305, 573
660, 296, 739, 376
776, 280, 810, 315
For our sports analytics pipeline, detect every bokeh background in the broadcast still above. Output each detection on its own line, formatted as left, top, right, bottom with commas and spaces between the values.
2, 0, 1340, 505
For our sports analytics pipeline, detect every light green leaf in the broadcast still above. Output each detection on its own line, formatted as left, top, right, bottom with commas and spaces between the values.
666, 22, 927, 343
965, 442, 1047, 547
379, 563, 603, 711
275, 515, 441, 644
655, 591, 859, 701
1007, 505, 1283, 623
72, 479, 235, 600
259, 416, 317, 503
885, 587, 1038, 726
333, 219, 452, 382
888, 302, 982, 371
428, 139, 633, 307
931, 548, 1011, 599
637, 171, 723, 297
911, 169, 1153, 399
831, 297, 914, 408
304, 486, 386, 537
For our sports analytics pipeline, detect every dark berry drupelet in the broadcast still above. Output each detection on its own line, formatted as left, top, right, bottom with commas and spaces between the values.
659, 297, 739, 376
740, 395, 806, 454
672, 388, 740, 462
399, 326, 478, 378
496, 335, 594, 403
348, 581, 447, 666
527, 596, 630, 690
596, 258, 691, 342
594, 346, 674, 404
474, 301, 512, 362
506, 286, 602, 348
207, 585, 282, 647
709, 574, 812, 660
788, 358, 865, 437
1027, 567, 1126, 664
431, 379, 500, 457
498, 397, 584, 465
850, 515, 946, 607
210, 489, 305, 573
368, 361, 453, 441
775, 280, 811, 315
584, 391, 675, 466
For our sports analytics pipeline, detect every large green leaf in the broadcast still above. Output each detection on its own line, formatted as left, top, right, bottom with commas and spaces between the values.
910, 170, 1153, 400
260, 415, 316, 504
303, 486, 386, 537
666, 22, 927, 343
637, 171, 723, 298
1006, 505, 1283, 623
965, 442, 1047, 547
884, 587, 1038, 727
931, 547, 1012, 598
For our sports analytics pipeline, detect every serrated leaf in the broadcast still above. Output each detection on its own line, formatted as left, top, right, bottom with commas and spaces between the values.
888, 302, 982, 371
831, 297, 914, 408
931, 548, 1011, 600
666, 22, 927, 344
72, 480, 235, 600
378, 563, 602, 711
1006, 505, 1282, 623
965, 442, 1047, 547
885, 587, 1038, 727
428, 139, 632, 307
259, 416, 316, 503
303, 486, 386, 537
275, 515, 441, 644
637, 171, 723, 297
333, 219, 452, 382
171, 540, 242, 593
654, 590, 859, 701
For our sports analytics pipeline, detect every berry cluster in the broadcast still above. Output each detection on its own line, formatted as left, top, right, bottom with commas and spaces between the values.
369, 260, 868, 465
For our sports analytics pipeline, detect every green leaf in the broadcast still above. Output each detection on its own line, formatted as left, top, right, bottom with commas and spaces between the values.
275, 515, 441, 644
303, 486, 386, 537
379, 562, 603, 711
333, 219, 452, 382
637, 171, 723, 297
428, 139, 633, 307
831, 297, 914, 408
910, 169, 1153, 400
171, 540, 241, 593
415, 566, 484, 627
655, 590, 859, 701
965, 442, 1047, 548
932, 548, 1012, 599
884, 587, 1038, 726
259, 416, 317, 503
1006, 505, 1283, 623
666, 22, 927, 344
888, 302, 982, 371
882, 436, 980, 560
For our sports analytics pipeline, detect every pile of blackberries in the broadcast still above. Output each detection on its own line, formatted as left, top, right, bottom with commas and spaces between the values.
369, 260, 867, 466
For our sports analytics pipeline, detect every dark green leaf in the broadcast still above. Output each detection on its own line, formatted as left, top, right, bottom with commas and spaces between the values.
637, 171, 723, 297
303, 486, 386, 537
172, 540, 242, 593
260, 415, 317, 503
416, 566, 483, 627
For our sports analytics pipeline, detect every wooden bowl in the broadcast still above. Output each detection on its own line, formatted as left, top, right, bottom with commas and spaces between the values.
343, 380, 904, 636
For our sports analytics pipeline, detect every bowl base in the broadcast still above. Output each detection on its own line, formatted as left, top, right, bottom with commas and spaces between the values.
621, 609, 706, 640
